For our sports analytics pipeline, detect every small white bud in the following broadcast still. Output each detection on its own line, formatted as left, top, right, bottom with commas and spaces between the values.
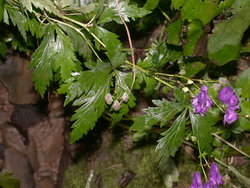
182, 87, 189, 93
121, 92, 129, 102
212, 83, 221, 91
187, 79, 194, 85
105, 93, 113, 105
218, 77, 228, 85
112, 100, 121, 111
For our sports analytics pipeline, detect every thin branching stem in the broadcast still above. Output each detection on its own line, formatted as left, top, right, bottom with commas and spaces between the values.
115, 0, 136, 91
212, 133, 250, 159
47, 17, 103, 62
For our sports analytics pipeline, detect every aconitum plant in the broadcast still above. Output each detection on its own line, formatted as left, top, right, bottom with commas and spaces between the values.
218, 86, 240, 125
190, 162, 224, 188
192, 86, 213, 116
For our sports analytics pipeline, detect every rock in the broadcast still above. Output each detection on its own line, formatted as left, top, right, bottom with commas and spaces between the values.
27, 117, 67, 187
0, 55, 40, 104
0, 82, 14, 125
1, 124, 34, 188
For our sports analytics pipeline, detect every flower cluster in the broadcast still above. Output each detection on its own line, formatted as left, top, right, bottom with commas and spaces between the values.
218, 86, 239, 125
192, 86, 213, 116
192, 85, 239, 125
105, 92, 129, 111
190, 162, 223, 188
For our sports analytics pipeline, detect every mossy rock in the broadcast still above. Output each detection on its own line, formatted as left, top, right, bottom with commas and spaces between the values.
63, 130, 164, 188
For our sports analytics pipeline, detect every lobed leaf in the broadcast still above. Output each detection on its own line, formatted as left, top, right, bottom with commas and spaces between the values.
189, 111, 218, 153
130, 99, 184, 131
156, 110, 187, 169
5, 7, 28, 41
69, 68, 112, 143
29, 25, 78, 97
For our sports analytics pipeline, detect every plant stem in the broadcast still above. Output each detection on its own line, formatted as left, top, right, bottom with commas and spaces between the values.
115, 0, 136, 91
61, 15, 106, 48
198, 141, 208, 181
212, 133, 250, 159
47, 17, 103, 62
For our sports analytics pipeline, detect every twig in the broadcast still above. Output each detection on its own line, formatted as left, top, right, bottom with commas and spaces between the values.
212, 133, 250, 159
115, 0, 136, 91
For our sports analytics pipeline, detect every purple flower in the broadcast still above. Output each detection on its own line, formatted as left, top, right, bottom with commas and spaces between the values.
223, 107, 238, 125
209, 162, 224, 186
192, 86, 213, 116
190, 172, 203, 188
203, 181, 215, 188
218, 86, 239, 109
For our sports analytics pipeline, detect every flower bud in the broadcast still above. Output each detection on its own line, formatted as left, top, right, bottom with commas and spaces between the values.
218, 86, 239, 109
112, 100, 121, 111
224, 107, 238, 125
218, 77, 228, 85
105, 93, 113, 105
212, 83, 221, 91
121, 92, 129, 102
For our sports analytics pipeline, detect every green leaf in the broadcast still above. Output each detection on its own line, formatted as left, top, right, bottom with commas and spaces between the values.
143, 74, 157, 95
27, 17, 40, 38
235, 67, 250, 98
171, 0, 187, 9
167, 16, 182, 45
183, 19, 204, 56
29, 25, 78, 97
0, 41, 7, 57
156, 110, 187, 168
20, 0, 60, 15
69, 69, 112, 143
130, 99, 184, 131
5, 7, 28, 41
208, 5, 250, 65
238, 100, 250, 131
0, 0, 4, 22
231, 0, 250, 14
94, 26, 125, 68
59, 24, 92, 58
111, 71, 136, 126
98, 1, 150, 24
189, 111, 217, 153
182, 0, 221, 25
144, 0, 160, 10
180, 61, 206, 78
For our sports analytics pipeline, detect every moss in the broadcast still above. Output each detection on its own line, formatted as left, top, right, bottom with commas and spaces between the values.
63, 131, 164, 188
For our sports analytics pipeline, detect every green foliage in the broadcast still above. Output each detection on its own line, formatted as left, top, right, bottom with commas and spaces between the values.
183, 19, 203, 56
208, 4, 250, 65
156, 110, 187, 168
143, 0, 160, 11
59, 64, 112, 143
4, 6, 28, 41
0, 172, 20, 188
98, 1, 150, 24
29, 24, 78, 97
111, 71, 136, 126
166, 17, 182, 46
180, 61, 206, 78
130, 99, 184, 131
189, 111, 218, 153
0, 0, 4, 22
236, 67, 250, 98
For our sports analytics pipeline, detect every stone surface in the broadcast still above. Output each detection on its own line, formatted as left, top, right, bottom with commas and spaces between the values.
0, 55, 39, 104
